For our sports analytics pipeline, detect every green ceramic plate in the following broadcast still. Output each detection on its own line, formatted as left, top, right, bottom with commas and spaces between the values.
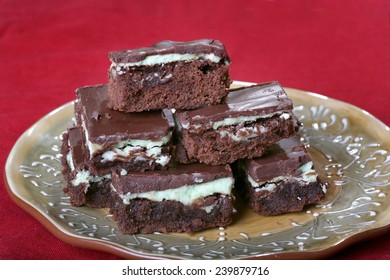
5, 81, 390, 259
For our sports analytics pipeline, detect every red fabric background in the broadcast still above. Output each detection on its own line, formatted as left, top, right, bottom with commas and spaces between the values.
1, 0, 390, 259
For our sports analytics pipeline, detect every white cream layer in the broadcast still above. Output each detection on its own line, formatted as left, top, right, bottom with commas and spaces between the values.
183, 112, 291, 143
211, 111, 291, 130
115, 177, 234, 206
182, 111, 291, 131
219, 125, 267, 141
100, 144, 171, 166
248, 161, 319, 192
71, 169, 111, 187
111, 53, 222, 75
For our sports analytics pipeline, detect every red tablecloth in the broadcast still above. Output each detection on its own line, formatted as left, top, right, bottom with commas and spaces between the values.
1, 0, 390, 260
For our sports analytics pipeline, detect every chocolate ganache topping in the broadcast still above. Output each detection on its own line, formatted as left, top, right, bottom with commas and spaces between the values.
109, 39, 231, 64
75, 84, 172, 144
246, 136, 312, 182
66, 126, 87, 170
176, 81, 293, 127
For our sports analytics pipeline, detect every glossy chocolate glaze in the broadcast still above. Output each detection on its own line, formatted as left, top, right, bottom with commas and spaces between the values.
244, 135, 312, 182
67, 126, 86, 170
75, 84, 172, 144
112, 162, 232, 194
176, 81, 293, 127
109, 39, 230, 64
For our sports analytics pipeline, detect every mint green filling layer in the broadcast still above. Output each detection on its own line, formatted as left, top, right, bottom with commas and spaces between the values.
81, 113, 172, 165
66, 150, 110, 186
219, 125, 267, 141
116, 177, 234, 205
211, 111, 290, 130
111, 53, 222, 70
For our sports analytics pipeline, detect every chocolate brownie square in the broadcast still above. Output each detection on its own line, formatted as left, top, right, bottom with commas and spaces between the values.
74, 84, 173, 173
174, 81, 296, 165
107, 39, 231, 112
236, 135, 327, 215
109, 163, 234, 234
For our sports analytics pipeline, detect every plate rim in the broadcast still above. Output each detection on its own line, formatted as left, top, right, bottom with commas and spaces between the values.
4, 81, 390, 260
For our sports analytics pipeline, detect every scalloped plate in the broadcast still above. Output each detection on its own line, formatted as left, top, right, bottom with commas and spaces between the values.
5, 81, 390, 259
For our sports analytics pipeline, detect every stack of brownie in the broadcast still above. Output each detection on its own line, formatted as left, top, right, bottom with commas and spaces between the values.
61, 39, 327, 235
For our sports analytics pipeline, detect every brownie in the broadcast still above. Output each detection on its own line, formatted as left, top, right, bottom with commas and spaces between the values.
107, 39, 232, 112
236, 135, 328, 215
174, 81, 296, 165
109, 163, 234, 234
74, 84, 173, 173
61, 127, 113, 208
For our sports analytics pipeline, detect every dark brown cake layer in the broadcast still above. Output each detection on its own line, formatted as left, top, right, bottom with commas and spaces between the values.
174, 82, 295, 165
107, 39, 231, 112
245, 179, 325, 215
63, 179, 113, 208
108, 60, 231, 112
110, 194, 234, 234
